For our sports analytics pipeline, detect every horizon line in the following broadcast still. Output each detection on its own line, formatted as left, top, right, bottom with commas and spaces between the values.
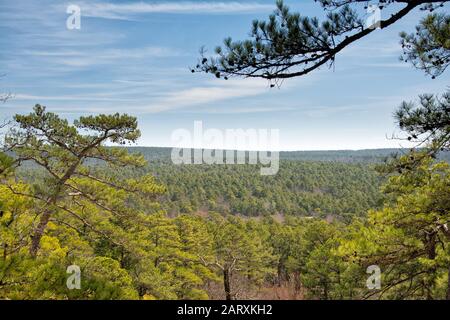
122, 145, 418, 153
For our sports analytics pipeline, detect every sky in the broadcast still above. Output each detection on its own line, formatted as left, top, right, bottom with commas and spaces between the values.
0, 0, 449, 151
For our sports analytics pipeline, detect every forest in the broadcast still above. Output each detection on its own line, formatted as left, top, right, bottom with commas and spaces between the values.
0, 0, 449, 301
0, 103, 449, 300
17, 148, 386, 219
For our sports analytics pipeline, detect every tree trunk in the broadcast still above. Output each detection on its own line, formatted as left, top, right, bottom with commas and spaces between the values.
28, 157, 82, 258
426, 232, 437, 260
293, 271, 301, 293
277, 261, 285, 286
323, 281, 329, 300
223, 269, 232, 300
29, 209, 52, 257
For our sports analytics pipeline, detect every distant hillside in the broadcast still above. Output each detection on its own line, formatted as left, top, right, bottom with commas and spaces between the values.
14, 147, 449, 219
127, 147, 450, 164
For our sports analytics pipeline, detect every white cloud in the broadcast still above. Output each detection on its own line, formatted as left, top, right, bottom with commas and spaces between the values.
76, 1, 274, 20
341, 40, 402, 59
141, 74, 317, 113
185, 105, 296, 114
143, 78, 270, 112
9, 78, 272, 113
22, 46, 181, 69
355, 62, 410, 69
13, 94, 136, 102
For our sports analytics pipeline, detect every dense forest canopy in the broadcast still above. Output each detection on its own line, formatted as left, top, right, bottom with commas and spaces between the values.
2, 122, 449, 299
16, 147, 449, 220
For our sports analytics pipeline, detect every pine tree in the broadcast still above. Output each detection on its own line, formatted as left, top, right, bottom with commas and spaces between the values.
194, 0, 448, 81
203, 214, 275, 300
341, 156, 450, 299
400, 13, 450, 78
1, 105, 160, 257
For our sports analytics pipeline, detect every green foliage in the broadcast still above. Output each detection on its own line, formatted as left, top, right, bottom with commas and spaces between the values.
341, 156, 450, 299
195, 0, 441, 80
151, 161, 382, 220
396, 90, 450, 152
400, 13, 450, 78
1, 105, 449, 300
380, 90, 450, 174
2, 105, 154, 257
196, 0, 363, 79
0, 152, 14, 176
203, 214, 276, 299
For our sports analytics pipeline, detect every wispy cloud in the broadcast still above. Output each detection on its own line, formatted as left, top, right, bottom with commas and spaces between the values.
76, 1, 274, 20
341, 40, 402, 59
23, 46, 182, 68
8, 78, 273, 114
184, 105, 296, 114
141, 78, 270, 113
13, 93, 137, 102
355, 62, 409, 69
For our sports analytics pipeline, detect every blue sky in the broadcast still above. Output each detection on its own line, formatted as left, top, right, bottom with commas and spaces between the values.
0, 0, 449, 150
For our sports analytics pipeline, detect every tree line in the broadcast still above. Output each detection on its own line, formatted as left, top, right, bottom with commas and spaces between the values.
0, 103, 449, 299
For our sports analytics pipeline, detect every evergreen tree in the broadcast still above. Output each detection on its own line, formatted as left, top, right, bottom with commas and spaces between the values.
400, 13, 450, 78
1, 105, 160, 257
395, 90, 450, 160
203, 215, 275, 300
341, 156, 450, 299
194, 0, 448, 81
